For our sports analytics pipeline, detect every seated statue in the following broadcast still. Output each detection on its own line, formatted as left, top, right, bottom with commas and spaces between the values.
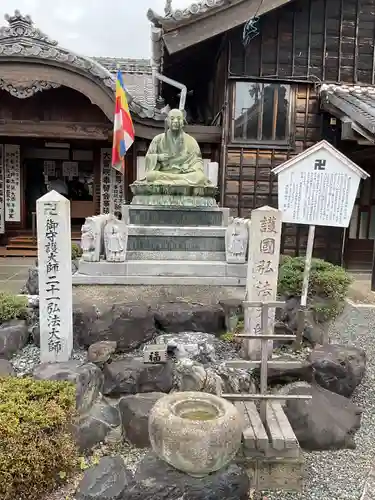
135, 109, 212, 187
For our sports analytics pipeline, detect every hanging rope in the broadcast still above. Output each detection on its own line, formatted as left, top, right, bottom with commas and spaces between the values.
242, 0, 263, 47
242, 16, 260, 47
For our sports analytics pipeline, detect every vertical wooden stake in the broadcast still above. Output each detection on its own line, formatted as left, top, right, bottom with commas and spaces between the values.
293, 307, 305, 350
371, 239, 375, 292
259, 303, 269, 423
301, 225, 315, 307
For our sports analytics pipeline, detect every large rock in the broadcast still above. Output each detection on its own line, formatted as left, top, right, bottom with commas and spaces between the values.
283, 383, 362, 450
74, 398, 122, 452
123, 453, 250, 500
24, 265, 39, 295
0, 320, 29, 359
87, 341, 117, 365
102, 358, 173, 396
173, 358, 224, 394
0, 359, 15, 376
119, 392, 164, 448
24, 262, 77, 295
309, 344, 366, 397
33, 361, 103, 413
74, 303, 157, 352
154, 302, 225, 335
277, 296, 328, 346
76, 456, 133, 500
155, 331, 216, 363
254, 355, 313, 385
213, 362, 257, 394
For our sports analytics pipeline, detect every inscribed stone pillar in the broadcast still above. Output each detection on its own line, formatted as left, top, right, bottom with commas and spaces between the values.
37, 190, 73, 363
244, 206, 282, 360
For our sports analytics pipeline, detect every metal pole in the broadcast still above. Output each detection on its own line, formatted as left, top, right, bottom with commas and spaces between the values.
301, 225, 315, 307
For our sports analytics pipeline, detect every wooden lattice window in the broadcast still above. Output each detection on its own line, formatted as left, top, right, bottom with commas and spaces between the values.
232, 82, 293, 145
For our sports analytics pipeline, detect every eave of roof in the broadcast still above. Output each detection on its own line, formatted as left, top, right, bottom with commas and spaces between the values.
320, 84, 375, 137
148, 0, 295, 54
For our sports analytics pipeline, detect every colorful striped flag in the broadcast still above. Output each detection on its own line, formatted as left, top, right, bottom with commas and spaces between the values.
112, 69, 135, 173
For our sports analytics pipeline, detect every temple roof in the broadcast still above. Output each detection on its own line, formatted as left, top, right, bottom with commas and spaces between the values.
94, 57, 156, 109
320, 84, 375, 141
0, 11, 164, 120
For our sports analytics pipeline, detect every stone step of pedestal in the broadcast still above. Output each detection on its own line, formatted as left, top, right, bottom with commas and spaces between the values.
73, 275, 246, 286
127, 251, 226, 261
127, 233, 225, 252
123, 205, 229, 227
127, 225, 226, 237
77, 259, 246, 279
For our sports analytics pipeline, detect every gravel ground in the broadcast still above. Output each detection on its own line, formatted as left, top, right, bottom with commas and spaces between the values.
11, 304, 375, 499
261, 302, 375, 500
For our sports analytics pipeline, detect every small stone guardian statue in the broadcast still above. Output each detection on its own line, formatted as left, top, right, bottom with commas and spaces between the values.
81, 217, 100, 262
104, 218, 127, 262
225, 217, 249, 263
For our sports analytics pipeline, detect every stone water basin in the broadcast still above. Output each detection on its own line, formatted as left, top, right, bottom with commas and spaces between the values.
148, 391, 243, 477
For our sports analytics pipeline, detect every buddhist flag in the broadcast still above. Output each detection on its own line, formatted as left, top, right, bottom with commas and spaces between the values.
112, 69, 135, 173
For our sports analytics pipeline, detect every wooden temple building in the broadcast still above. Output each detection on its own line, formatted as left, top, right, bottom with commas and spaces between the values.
2, 2, 375, 270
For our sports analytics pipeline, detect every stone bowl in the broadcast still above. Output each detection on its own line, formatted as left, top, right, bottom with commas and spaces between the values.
130, 183, 218, 198
148, 391, 243, 477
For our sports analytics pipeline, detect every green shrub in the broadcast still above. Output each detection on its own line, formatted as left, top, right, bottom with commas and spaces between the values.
71, 242, 83, 260
220, 332, 235, 342
0, 377, 78, 500
0, 292, 28, 323
278, 256, 352, 322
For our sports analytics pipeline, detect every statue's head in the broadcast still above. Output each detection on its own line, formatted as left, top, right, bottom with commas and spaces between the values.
166, 108, 185, 133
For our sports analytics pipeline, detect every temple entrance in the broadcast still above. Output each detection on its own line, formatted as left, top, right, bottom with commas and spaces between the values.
22, 141, 97, 230
343, 148, 375, 270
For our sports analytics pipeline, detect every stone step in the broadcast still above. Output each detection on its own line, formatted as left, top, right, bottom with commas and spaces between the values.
73, 274, 246, 286
77, 259, 246, 278
127, 233, 225, 252
126, 251, 226, 261
127, 225, 226, 237
123, 205, 229, 227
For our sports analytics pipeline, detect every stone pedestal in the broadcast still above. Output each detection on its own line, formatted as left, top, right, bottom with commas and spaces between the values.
74, 189, 245, 286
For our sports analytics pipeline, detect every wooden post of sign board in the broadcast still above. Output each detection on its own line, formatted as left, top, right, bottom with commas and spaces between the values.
300, 225, 315, 307
371, 239, 375, 292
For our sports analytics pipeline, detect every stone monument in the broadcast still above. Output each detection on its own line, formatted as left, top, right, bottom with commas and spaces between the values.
74, 109, 248, 286
37, 191, 73, 363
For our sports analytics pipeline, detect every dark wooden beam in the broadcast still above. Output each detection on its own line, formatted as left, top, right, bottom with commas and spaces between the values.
163, 0, 293, 54
135, 123, 221, 143
0, 120, 111, 141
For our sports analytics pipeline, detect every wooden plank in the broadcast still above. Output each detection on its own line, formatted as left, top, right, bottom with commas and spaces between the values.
244, 401, 269, 451
265, 402, 285, 451
243, 300, 285, 308
235, 334, 296, 340
222, 393, 312, 401
235, 401, 256, 449
270, 402, 299, 449
163, 0, 292, 54
225, 360, 304, 370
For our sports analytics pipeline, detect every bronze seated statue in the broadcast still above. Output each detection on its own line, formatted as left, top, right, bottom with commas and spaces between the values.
133, 108, 214, 189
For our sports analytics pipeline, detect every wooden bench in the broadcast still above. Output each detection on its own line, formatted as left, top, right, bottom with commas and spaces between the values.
234, 400, 299, 458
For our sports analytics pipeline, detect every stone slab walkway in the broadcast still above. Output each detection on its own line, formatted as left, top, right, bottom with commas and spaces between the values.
0, 257, 34, 294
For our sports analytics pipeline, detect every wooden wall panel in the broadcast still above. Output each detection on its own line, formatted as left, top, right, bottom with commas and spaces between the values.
230, 0, 375, 84
224, 84, 344, 264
